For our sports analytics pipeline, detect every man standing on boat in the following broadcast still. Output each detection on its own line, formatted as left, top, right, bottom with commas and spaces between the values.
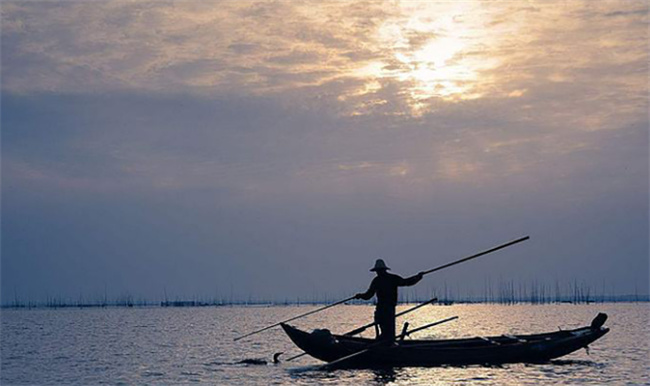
354, 259, 424, 343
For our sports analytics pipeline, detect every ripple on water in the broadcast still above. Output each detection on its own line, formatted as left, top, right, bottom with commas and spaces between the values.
1, 304, 647, 385
141, 370, 165, 377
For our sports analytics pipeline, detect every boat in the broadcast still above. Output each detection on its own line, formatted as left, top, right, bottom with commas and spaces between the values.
281, 313, 609, 368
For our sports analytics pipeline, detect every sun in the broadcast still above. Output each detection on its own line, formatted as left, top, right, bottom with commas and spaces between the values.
395, 34, 478, 99
350, 2, 501, 115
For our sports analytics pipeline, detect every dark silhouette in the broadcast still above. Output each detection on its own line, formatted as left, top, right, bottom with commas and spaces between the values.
281, 313, 610, 368
236, 352, 283, 365
355, 259, 423, 343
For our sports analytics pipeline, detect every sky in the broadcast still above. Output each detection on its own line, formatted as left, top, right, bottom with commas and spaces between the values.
1, 1, 648, 303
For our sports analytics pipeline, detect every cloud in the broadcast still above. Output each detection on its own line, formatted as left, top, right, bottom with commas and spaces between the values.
2, 1, 646, 120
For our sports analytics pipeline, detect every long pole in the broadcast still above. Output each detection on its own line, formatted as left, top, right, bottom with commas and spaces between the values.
233, 295, 355, 341
285, 297, 438, 362
421, 236, 529, 276
235, 236, 529, 342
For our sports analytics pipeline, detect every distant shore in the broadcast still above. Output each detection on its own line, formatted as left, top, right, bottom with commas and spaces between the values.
2, 295, 648, 310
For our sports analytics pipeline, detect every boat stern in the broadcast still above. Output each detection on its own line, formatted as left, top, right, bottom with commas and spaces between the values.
281, 323, 351, 363
532, 313, 610, 362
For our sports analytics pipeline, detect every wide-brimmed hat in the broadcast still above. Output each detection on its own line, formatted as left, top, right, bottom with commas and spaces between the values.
370, 259, 390, 272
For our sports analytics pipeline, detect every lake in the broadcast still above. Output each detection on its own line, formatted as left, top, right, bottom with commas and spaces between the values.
1, 303, 648, 385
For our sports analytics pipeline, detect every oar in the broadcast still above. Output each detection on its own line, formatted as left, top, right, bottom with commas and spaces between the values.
233, 295, 355, 341
284, 297, 438, 362
318, 316, 458, 370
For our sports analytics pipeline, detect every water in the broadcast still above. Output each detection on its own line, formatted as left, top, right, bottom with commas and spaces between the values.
1, 304, 648, 385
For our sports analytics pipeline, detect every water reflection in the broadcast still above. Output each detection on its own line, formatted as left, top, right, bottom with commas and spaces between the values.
549, 359, 606, 369
371, 367, 397, 384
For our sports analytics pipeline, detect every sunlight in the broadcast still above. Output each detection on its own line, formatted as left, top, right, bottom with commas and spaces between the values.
394, 5, 493, 105
397, 35, 478, 99
349, 2, 503, 115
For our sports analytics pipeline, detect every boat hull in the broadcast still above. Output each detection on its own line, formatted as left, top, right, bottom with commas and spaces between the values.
281, 315, 609, 368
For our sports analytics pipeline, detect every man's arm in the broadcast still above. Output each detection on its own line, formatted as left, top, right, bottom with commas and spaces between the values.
355, 278, 377, 300
398, 272, 425, 287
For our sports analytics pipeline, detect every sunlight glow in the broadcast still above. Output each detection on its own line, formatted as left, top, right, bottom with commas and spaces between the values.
345, 2, 505, 115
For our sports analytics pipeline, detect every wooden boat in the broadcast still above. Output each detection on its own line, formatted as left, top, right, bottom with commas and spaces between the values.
281, 313, 609, 368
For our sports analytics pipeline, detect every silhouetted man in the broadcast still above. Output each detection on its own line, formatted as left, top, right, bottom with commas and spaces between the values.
355, 259, 424, 343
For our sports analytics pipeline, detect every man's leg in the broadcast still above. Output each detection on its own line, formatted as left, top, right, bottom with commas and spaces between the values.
384, 306, 396, 342
373, 308, 381, 339
376, 306, 396, 343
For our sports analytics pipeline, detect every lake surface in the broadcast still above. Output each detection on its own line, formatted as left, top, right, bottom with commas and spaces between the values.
1, 303, 648, 385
